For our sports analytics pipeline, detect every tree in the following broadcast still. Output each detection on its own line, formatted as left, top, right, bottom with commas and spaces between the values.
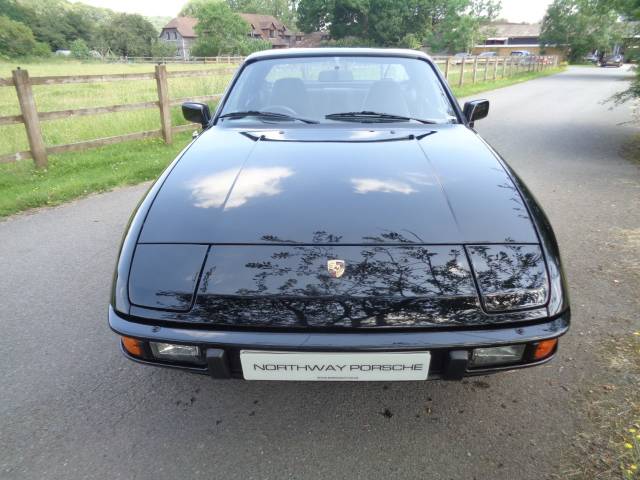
94, 13, 158, 57
185, 1, 268, 55
70, 38, 90, 58
0, 15, 48, 57
150, 40, 178, 58
297, 0, 500, 51
226, 0, 299, 27
540, 0, 623, 62
610, 0, 640, 104
24, 2, 97, 51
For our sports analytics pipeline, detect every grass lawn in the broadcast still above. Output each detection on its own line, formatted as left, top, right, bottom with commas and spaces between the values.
0, 59, 235, 156
0, 131, 193, 217
451, 66, 565, 97
0, 59, 565, 219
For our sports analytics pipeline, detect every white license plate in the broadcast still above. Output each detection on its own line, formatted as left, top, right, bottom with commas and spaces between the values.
240, 351, 430, 381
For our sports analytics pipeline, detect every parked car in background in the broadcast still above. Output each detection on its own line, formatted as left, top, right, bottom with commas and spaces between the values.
110, 48, 570, 382
583, 53, 599, 64
453, 52, 473, 64
478, 51, 497, 58
601, 54, 624, 67
511, 50, 534, 65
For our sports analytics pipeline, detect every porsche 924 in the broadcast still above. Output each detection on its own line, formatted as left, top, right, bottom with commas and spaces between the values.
109, 49, 570, 381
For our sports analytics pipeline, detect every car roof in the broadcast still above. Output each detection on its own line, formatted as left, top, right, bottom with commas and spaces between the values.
245, 47, 433, 62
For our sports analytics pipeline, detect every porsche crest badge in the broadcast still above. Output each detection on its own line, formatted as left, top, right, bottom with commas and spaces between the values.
327, 259, 346, 278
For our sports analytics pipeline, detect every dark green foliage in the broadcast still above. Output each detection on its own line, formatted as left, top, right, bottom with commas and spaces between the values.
226, 0, 299, 28
296, 0, 500, 52
150, 40, 178, 58
186, 1, 272, 55
70, 38, 90, 59
0, 15, 46, 57
94, 13, 158, 57
540, 0, 623, 62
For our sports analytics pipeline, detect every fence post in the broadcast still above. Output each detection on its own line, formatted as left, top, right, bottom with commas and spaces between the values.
492, 58, 498, 80
155, 64, 172, 144
458, 57, 465, 87
483, 59, 489, 81
12, 69, 47, 169
501, 57, 507, 77
444, 57, 450, 81
472, 57, 478, 84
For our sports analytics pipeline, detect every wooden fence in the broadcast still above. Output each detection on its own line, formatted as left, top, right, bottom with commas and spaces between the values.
0, 64, 237, 168
0, 54, 558, 169
431, 54, 559, 87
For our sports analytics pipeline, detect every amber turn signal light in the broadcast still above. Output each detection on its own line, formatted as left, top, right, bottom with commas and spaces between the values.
532, 338, 557, 361
122, 336, 144, 357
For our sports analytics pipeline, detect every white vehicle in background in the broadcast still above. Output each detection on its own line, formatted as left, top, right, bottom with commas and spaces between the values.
510, 50, 534, 65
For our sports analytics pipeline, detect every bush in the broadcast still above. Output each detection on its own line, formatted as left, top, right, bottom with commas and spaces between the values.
400, 33, 422, 50
70, 38, 90, 59
0, 15, 40, 57
150, 40, 177, 58
238, 38, 272, 55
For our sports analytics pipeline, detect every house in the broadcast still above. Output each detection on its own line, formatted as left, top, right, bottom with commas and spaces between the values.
239, 13, 291, 48
159, 14, 326, 58
472, 22, 566, 58
159, 16, 198, 58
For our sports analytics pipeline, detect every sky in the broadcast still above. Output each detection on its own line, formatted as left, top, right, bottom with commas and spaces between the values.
69, 0, 553, 23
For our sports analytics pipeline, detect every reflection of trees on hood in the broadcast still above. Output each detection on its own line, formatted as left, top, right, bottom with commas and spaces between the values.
151, 232, 550, 328
236, 238, 473, 300
193, 230, 484, 328
467, 244, 548, 311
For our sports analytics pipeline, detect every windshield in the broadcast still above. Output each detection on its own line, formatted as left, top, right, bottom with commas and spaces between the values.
219, 56, 458, 125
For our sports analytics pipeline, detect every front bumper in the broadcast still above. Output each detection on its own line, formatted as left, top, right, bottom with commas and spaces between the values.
109, 306, 570, 380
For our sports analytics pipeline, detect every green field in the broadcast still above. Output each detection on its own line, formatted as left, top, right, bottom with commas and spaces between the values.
0, 59, 235, 156
0, 58, 564, 218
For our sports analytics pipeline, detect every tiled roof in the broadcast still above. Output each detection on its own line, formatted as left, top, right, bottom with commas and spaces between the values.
162, 16, 198, 38
239, 13, 287, 32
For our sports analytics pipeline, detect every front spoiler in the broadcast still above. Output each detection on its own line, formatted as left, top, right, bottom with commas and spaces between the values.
109, 306, 569, 351
109, 306, 569, 380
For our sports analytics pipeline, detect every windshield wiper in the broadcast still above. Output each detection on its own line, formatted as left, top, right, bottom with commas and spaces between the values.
219, 110, 319, 124
325, 111, 436, 124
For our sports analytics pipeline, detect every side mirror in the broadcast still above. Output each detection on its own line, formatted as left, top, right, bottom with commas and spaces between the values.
463, 99, 490, 126
182, 102, 211, 128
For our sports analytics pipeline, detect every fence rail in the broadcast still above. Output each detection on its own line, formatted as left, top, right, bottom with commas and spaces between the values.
0, 64, 238, 167
0, 54, 558, 168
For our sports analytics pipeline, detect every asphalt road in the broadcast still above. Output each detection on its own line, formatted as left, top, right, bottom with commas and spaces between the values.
1, 66, 639, 480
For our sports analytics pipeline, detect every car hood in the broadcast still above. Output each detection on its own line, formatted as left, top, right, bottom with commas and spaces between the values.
139, 125, 537, 244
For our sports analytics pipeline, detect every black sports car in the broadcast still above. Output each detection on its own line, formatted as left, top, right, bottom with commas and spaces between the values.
110, 49, 570, 382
